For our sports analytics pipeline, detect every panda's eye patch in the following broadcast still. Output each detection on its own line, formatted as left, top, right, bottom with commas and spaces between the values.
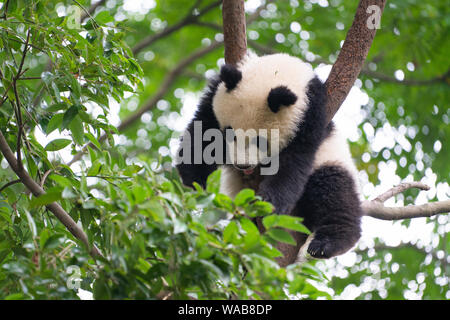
220, 64, 242, 91
267, 86, 298, 113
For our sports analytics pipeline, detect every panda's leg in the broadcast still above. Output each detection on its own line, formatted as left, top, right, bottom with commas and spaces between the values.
295, 164, 362, 259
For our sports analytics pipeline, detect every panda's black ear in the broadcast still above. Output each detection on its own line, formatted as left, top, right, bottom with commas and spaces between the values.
220, 64, 242, 91
267, 86, 298, 113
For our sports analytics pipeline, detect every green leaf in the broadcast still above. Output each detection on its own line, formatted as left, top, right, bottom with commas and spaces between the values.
84, 132, 102, 150
87, 160, 102, 176
277, 215, 310, 234
44, 139, 71, 151
49, 174, 73, 188
62, 105, 80, 129
263, 215, 310, 234
30, 191, 62, 208
95, 11, 114, 24
69, 115, 84, 145
266, 228, 296, 245
234, 188, 255, 207
46, 113, 64, 134
223, 221, 238, 244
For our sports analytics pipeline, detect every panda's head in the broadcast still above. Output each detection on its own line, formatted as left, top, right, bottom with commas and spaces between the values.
212, 53, 316, 171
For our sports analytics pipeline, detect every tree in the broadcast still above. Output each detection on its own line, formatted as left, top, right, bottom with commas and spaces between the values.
0, 0, 448, 300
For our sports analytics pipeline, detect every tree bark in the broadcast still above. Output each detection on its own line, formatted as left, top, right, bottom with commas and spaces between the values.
222, 0, 247, 65
325, 0, 386, 123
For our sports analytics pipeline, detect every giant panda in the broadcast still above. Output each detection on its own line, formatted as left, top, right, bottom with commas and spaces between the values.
176, 53, 362, 259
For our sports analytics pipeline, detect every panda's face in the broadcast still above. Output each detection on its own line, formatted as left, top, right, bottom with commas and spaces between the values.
212, 53, 315, 169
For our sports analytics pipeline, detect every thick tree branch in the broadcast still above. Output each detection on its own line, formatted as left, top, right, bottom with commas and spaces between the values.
0, 131, 102, 258
363, 200, 450, 220
222, 0, 246, 65
325, 0, 386, 123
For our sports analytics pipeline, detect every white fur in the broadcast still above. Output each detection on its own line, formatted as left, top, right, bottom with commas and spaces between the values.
213, 53, 315, 149
313, 127, 360, 192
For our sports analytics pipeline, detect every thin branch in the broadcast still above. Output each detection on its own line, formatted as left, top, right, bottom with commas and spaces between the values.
40, 169, 53, 188
16, 30, 31, 76
325, 0, 387, 123
0, 0, 10, 19
72, 0, 99, 28
0, 131, 102, 258
373, 182, 430, 203
132, 0, 222, 55
80, 0, 107, 21
0, 69, 29, 108
13, 29, 31, 172
0, 179, 22, 193
17, 76, 41, 80
361, 67, 450, 86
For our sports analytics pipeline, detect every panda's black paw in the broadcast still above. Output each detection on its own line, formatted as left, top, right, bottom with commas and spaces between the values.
307, 226, 360, 259
307, 237, 338, 259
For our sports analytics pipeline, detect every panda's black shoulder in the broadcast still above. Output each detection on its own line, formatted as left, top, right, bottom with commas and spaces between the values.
194, 76, 222, 128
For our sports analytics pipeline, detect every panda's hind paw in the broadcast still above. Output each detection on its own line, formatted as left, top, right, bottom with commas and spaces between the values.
307, 238, 336, 259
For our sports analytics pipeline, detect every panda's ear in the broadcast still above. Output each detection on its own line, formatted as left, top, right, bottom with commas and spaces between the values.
220, 64, 242, 91
267, 86, 298, 113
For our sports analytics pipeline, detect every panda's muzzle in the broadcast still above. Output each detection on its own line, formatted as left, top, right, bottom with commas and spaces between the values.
234, 164, 256, 175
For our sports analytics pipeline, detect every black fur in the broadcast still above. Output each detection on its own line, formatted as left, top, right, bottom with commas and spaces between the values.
175, 77, 222, 188
220, 64, 242, 91
267, 86, 298, 113
295, 165, 362, 258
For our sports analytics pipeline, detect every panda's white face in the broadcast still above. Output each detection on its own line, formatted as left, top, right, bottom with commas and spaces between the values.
212, 53, 315, 168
